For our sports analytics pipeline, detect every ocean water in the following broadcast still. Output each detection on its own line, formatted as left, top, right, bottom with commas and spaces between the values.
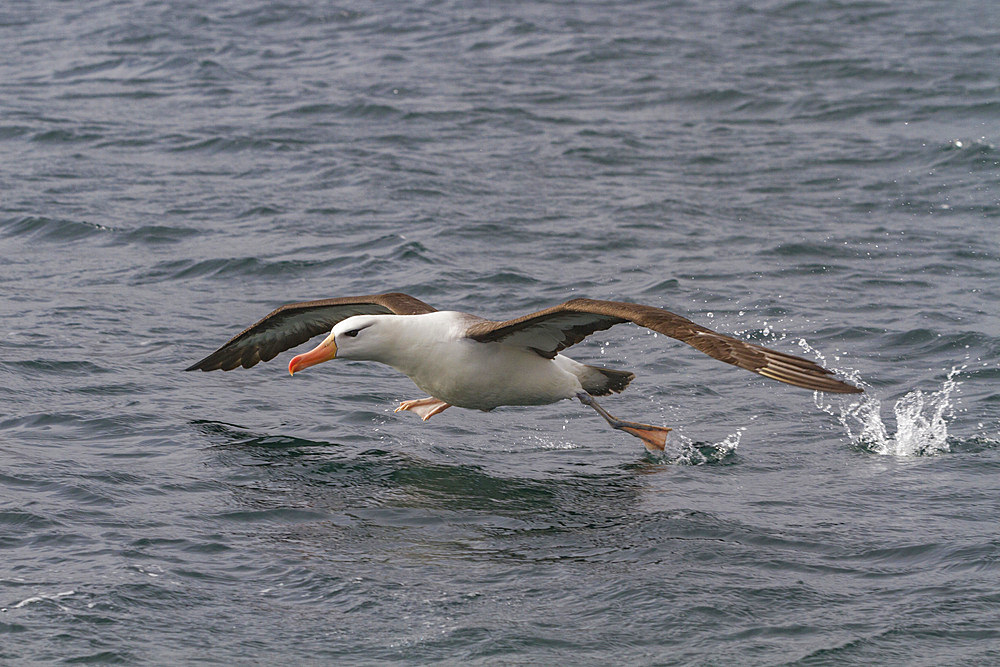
2, 0, 1000, 663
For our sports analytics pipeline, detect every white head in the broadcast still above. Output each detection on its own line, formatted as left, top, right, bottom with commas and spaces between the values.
287, 315, 395, 374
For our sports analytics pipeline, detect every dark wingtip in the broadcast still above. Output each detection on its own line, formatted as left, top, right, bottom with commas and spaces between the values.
185, 358, 216, 372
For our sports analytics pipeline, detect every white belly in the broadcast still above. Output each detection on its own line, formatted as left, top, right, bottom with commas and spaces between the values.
398, 339, 582, 411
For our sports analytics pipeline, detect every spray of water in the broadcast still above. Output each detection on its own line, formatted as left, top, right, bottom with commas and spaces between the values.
640, 393, 743, 465
801, 338, 963, 456
638, 426, 742, 465
658, 429, 742, 464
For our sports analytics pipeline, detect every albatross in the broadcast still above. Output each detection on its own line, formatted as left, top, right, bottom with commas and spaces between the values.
186, 292, 861, 451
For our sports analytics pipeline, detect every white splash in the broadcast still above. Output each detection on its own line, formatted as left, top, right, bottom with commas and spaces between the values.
816, 365, 962, 457
658, 428, 742, 465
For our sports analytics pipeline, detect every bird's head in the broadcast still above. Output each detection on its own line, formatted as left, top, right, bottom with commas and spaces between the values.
287, 315, 387, 374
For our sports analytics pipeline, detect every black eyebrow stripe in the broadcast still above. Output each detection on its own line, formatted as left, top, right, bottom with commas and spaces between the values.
343, 322, 374, 336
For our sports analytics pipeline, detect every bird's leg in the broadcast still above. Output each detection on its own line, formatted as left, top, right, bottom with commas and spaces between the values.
576, 392, 670, 452
394, 397, 452, 421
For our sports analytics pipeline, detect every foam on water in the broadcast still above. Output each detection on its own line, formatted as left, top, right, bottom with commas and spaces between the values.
5, 589, 76, 612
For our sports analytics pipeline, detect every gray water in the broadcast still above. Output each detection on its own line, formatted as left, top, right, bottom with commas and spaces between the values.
3, 0, 1000, 663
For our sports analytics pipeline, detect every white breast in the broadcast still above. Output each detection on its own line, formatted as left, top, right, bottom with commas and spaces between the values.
379, 312, 582, 410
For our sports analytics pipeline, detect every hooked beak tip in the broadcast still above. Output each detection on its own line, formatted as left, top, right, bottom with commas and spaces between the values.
287, 339, 337, 376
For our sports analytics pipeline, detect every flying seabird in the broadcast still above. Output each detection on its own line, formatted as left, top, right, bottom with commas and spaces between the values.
186, 292, 861, 451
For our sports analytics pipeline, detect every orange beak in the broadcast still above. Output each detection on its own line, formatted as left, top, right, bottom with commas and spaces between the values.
288, 336, 337, 375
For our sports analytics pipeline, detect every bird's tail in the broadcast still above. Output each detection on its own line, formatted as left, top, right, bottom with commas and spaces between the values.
579, 365, 635, 396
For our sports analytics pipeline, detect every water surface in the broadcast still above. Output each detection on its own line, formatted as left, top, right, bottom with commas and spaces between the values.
2, 0, 999, 663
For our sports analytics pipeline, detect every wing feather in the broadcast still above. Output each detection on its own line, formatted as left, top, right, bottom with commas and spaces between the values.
465, 298, 861, 394
186, 292, 437, 372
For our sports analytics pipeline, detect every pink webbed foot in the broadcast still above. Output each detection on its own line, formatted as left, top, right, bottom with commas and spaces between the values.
575, 392, 671, 452
393, 397, 452, 421
619, 423, 671, 452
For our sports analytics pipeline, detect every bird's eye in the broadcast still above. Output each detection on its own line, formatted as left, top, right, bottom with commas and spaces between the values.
343, 329, 360, 338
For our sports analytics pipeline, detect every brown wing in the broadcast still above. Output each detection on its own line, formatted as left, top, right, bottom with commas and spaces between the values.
186, 292, 437, 372
465, 298, 862, 394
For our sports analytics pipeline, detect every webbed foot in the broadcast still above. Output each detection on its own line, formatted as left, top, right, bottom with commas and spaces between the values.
394, 397, 452, 421
576, 392, 671, 452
